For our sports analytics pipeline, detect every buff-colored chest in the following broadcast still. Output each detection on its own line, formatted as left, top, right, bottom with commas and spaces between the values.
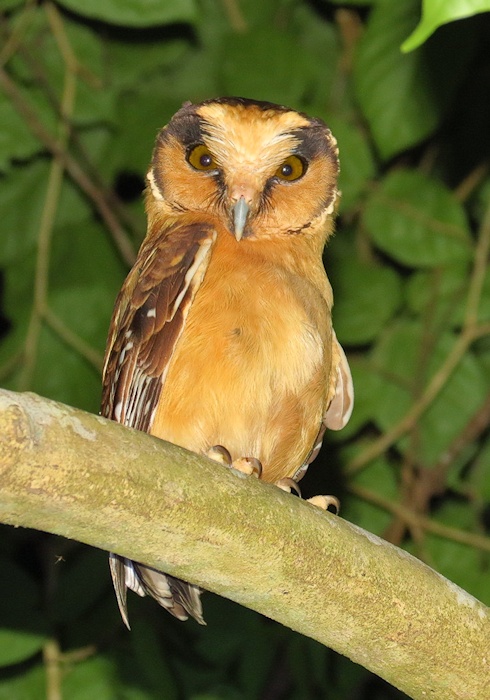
151, 233, 333, 481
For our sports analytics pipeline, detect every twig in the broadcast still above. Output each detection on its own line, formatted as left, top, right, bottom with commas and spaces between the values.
43, 639, 62, 700
43, 307, 104, 372
454, 163, 488, 203
463, 196, 490, 329
0, 351, 23, 382
0, 67, 136, 266
350, 484, 490, 554
346, 324, 488, 474
17, 19, 77, 390
335, 8, 363, 74
431, 392, 490, 478
0, 0, 37, 67
60, 645, 97, 665
13, 39, 141, 240
220, 0, 248, 33
348, 193, 490, 475
1, 388, 488, 700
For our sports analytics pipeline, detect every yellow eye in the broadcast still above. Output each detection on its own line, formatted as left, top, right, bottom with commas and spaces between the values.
274, 155, 305, 181
187, 144, 217, 171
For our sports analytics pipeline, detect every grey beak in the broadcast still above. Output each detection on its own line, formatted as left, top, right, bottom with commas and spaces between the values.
232, 196, 250, 241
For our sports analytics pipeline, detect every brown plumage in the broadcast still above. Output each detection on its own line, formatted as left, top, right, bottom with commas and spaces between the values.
101, 97, 353, 627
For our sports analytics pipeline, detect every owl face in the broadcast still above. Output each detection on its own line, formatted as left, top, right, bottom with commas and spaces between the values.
147, 98, 339, 241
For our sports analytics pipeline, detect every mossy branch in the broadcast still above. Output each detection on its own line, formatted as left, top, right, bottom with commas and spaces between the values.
0, 389, 488, 700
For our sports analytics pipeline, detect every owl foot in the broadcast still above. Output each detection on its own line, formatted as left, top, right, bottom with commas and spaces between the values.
275, 477, 302, 497
275, 478, 340, 513
206, 444, 233, 466
307, 494, 340, 514
206, 445, 262, 478
232, 457, 262, 477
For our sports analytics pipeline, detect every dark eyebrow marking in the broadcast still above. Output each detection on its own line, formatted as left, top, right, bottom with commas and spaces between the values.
290, 125, 338, 170
158, 112, 204, 149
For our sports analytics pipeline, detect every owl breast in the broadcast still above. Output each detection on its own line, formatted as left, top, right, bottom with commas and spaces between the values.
151, 231, 332, 481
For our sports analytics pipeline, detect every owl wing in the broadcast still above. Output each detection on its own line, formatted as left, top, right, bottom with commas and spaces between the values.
101, 221, 217, 429
293, 331, 353, 481
102, 220, 216, 627
323, 330, 354, 431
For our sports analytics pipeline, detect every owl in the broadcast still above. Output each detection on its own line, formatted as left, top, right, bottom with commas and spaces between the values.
101, 97, 353, 627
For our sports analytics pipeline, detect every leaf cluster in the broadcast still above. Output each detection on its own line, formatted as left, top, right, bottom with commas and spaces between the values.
0, 0, 489, 698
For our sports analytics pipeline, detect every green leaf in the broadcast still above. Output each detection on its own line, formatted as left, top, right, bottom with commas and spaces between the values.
104, 35, 190, 91
130, 619, 179, 699
403, 0, 490, 51
63, 656, 118, 700
0, 558, 48, 666
0, 160, 89, 266
0, 0, 24, 9
327, 0, 374, 4
410, 501, 489, 604
1, 217, 126, 410
220, 28, 317, 107
363, 170, 472, 267
290, 3, 341, 108
329, 258, 402, 345
340, 358, 385, 438
327, 117, 375, 214
0, 166, 45, 266
343, 454, 398, 536
468, 437, 490, 500
0, 92, 42, 171
39, 223, 125, 409
371, 320, 489, 467
114, 44, 218, 116
406, 262, 490, 327
100, 88, 182, 180
0, 663, 45, 698
0, 629, 47, 667
8, 9, 114, 126
56, 0, 196, 27
354, 0, 437, 158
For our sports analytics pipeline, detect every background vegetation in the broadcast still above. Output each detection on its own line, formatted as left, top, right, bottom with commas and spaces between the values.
1, 0, 489, 698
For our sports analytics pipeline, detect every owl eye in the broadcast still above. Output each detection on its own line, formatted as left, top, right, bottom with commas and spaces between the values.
275, 155, 306, 181
187, 144, 217, 172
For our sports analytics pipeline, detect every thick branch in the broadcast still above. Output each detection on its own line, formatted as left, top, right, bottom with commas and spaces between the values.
0, 389, 488, 700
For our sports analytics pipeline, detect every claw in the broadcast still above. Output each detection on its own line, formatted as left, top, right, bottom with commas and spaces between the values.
206, 445, 232, 466
275, 477, 302, 497
232, 457, 262, 478
307, 495, 340, 514
206, 446, 262, 478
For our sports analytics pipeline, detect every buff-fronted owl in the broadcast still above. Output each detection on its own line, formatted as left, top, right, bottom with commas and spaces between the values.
101, 98, 353, 627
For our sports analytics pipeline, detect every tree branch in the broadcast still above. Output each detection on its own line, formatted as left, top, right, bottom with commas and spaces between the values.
0, 389, 488, 700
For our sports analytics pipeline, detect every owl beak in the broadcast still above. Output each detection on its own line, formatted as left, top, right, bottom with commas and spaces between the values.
231, 196, 250, 241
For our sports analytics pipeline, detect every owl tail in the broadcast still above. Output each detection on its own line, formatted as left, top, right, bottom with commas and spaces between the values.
109, 553, 205, 628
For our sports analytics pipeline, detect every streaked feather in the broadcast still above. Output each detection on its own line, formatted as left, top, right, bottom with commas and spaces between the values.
102, 221, 216, 626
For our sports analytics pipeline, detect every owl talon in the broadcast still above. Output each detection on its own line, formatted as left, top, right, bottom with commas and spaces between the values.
232, 457, 262, 478
206, 447, 262, 477
307, 495, 340, 514
206, 445, 232, 466
275, 478, 302, 497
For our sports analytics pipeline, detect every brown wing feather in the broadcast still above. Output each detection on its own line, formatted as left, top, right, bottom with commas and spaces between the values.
102, 221, 216, 627
101, 222, 216, 431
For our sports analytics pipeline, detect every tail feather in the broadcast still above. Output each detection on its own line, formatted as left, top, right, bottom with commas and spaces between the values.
109, 553, 205, 628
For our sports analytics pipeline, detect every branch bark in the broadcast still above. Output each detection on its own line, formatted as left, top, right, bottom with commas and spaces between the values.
0, 389, 488, 700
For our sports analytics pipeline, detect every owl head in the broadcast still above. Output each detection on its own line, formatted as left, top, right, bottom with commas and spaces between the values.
147, 97, 339, 242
